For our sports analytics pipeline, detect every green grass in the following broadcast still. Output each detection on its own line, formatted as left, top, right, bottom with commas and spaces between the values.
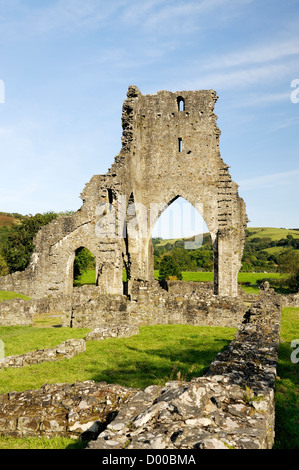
246, 227, 299, 241
0, 291, 30, 301
153, 228, 299, 248
0, 326, 90, 358
74, 268, 127, 287
0, 435, 85, 449
73, 269, 96, 286
0, 325, 235, 394
274, 307, 299, 449
153, 270, 287, 294
0, 308, 298, 449
74, 269, 287, 295
0, 323, 236, 449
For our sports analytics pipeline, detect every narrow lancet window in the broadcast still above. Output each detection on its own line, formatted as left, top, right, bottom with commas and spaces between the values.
178, 138, 183, 152
177, 97, 185, 112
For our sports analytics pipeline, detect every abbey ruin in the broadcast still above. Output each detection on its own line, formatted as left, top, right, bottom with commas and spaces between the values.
0, 85, 247, 307
1, 86, 292, 449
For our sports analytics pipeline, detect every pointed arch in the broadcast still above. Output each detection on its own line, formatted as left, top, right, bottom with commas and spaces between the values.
150, 194, 210, 238
150, 196, 213, 281
177, 96, 185, 112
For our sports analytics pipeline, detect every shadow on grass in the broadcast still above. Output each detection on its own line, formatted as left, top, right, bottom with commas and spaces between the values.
90, 340, 232, 389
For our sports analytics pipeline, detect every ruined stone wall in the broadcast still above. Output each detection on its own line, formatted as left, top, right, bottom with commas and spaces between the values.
0, 381, 138, 440
0, 298, 36, 326
65, 281, 247, 329
0, 339, 86, 370
0, 294, 72, 326
0, 283, 246, 329
0, 85, 247, 300
0, 298, 281, 449
88, 297, 281, 450
280, 292, 299, 308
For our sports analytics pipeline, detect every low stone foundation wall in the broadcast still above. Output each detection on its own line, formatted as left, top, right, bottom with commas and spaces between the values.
0, 297, 281, 449
0, 381, 138, 439
0, 294, 72, 326
0, 325, 140, 370
0, 339, 86, 370
85, 325, 139, 341
280, 292, 299, 307
88, 296, 281, 450
0, 281, 296, 330
0, 299, 36, 326
68, 282, 247, 329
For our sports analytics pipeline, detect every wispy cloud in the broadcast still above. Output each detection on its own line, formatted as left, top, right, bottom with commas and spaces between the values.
0, 0, 123, 41
122, 0, 253, 33
177, 62, 292, 92
0, 0, 251, 41
204, 38, 299, 71
238, 169, 299, 190
227, 91, 291, 109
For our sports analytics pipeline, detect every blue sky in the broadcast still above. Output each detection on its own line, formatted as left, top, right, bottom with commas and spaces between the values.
0, 0, 298, 238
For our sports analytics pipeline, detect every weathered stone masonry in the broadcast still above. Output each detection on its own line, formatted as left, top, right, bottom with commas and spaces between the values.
0, 296, 281, 449
0, 85, 247, 304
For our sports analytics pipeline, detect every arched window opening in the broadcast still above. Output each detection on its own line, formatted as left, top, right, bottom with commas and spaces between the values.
177, 97, 185, 112
151, 197, 213, 283
73, 247, 96, 287
178, 138, 183, 152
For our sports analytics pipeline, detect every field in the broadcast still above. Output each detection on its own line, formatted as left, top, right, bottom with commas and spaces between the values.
245, 227, 299, 241
0, 307, 297, 449
154, 227, 299, 246
274, 307, 299, 449
75, 269, 286, 295
0, 213, 23, 228
0, 322, 236, 449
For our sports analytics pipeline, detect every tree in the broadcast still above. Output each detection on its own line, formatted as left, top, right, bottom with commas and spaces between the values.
0, 212, 59, 273
0, 253, 9, 276
158, 255, 182, 281
73, 247, 96, 281
278, 249, 299, 292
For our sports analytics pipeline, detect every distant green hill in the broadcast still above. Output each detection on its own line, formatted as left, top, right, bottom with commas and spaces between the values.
245, 227, 299, 241
153, 227, 299, 273
153, 227, 299, 247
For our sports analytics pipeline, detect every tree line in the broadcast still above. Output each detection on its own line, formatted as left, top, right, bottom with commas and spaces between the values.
153, 232, 299, 290
0, 213, 298, 291
0, 212, 72, 275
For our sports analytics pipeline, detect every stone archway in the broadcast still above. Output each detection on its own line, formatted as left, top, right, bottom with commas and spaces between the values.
149, 195, 213, 282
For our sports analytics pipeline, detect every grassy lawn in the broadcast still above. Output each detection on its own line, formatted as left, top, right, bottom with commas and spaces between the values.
0, 323, 236, 449
73, 269, 96, 286
0, 307, 297, 448
0, 324, 236, 394
274, 307, 299, 449
0, 326, 90, 358
0, 435, 86, 450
